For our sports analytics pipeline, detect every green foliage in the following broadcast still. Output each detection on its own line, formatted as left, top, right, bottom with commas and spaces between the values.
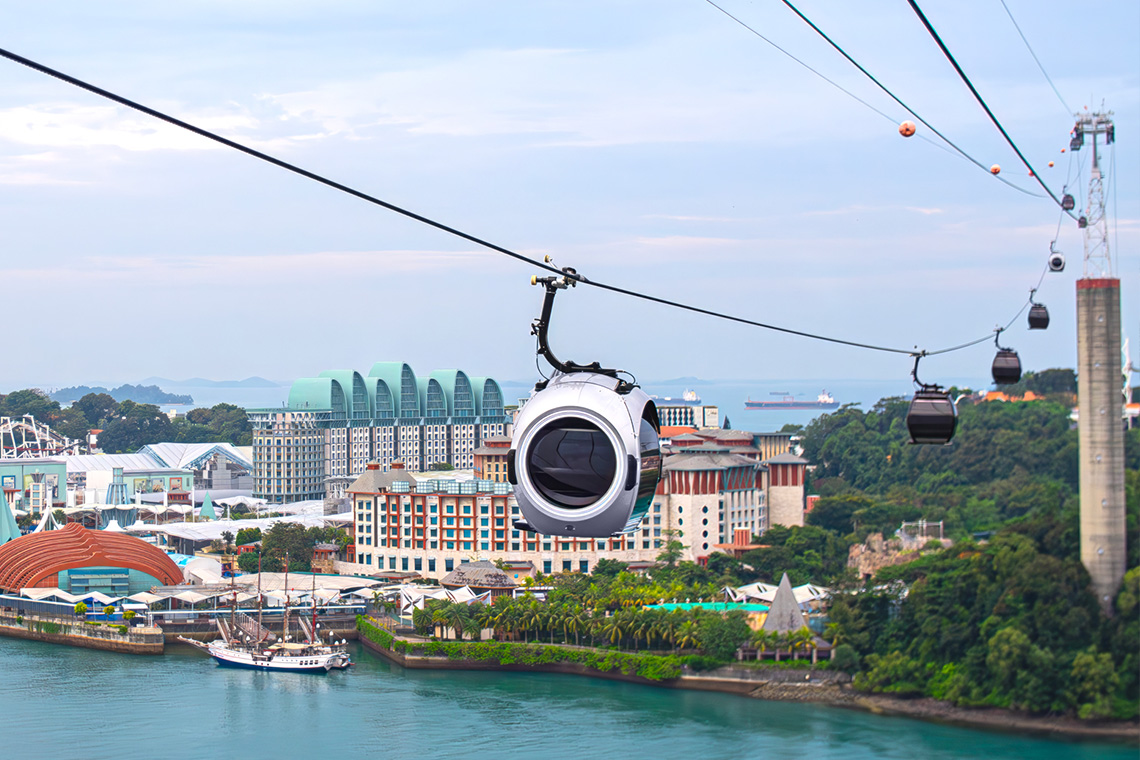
591, 558, 629, 578
113, 625, 128, 634
1069, 647, 1120, 720
831, 643, 860, 673
103, 606, 115, 617
697, 611, 751, 661
833, 512, 1138, 719
656, 530, 683, 567
235, 527, 262, 546
739, 525, 850, 585
800, 395, 1079, 502
253, 522, 348, 572
40, 621, 61, 635
357, 616, 682, 681
806, 494, 870, 535
73, 602, 87, 617
854, 651, 927, 697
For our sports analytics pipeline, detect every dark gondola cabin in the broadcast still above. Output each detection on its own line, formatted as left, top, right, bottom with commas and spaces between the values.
1061, 194, 1075, 211
1028, 303, 1050, 329
906, 390, 958, 444
992, 349, 1022, 385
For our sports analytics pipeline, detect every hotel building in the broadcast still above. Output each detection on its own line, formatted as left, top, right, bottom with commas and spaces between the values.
340, 430, 805, 579
248, 363, 510, 503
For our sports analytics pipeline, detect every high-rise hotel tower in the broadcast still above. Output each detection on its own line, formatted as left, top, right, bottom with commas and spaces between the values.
248, 363, 510, 503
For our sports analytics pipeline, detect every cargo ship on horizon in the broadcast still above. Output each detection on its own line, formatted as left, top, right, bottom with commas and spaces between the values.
745, 390, 839, 411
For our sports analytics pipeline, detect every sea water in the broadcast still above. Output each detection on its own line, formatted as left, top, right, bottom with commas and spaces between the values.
1, 639, 1129, 760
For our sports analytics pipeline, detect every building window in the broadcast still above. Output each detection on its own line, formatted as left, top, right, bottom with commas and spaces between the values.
414, 558, 422, 571
562, 560, 571, 572
446, 558, 454, 572
389, 557, 396, 570
401, 557, 408, 571
579, 560, 588, 573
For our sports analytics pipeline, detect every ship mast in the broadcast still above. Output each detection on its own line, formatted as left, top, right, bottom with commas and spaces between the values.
282, 551, 290, 641
310, 570, 318, 644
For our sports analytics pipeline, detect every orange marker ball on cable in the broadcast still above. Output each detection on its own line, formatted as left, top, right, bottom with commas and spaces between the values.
990, 164, 1001, 175
899, 120, 916, 137
1048, 161, 1055, 167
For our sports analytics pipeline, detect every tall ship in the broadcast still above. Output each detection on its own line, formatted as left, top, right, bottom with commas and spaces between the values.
745, 390, 839, 411
181, 567, 351, 673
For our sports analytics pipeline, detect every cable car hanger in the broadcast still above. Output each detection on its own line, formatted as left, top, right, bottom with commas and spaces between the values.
530, 258, 636, 394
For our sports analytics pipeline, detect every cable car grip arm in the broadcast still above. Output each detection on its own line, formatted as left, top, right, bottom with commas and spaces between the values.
530, 268, 628, 391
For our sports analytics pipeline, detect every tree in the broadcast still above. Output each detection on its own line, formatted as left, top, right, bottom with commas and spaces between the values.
806, 494, 870, 535
74, 602, 87, 617
592, 558, 629, 578
675, 620, 700, 652
73, 393, 120, 430
123, 610, 137, 625
235, 527, 262, 546
656, 530, 684, 568
221, 530, 235, 554
103, 605, 115, 617
698, 611, 751, 661
0, 389, 60, 420
1069, 647, 1119, 720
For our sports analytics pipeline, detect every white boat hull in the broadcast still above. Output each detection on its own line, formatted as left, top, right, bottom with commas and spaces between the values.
205, 644, 351, 673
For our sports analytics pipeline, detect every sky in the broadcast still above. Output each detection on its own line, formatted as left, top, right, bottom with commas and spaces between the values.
0, 0, 1136, 392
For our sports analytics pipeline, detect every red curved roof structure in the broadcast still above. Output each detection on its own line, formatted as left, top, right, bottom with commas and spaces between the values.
0, 523, 182, 592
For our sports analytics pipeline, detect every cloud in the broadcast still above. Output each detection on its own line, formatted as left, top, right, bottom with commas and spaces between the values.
6, 247, 506, 286
800, 204, 945, 217
0, 101, 329, 156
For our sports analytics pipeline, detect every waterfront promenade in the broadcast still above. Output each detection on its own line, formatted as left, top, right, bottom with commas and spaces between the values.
0, 610, 163, 654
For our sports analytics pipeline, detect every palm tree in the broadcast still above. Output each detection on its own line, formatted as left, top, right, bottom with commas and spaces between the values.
675, 620, 700, 653
446, 602, 471, 642
520, 602, 542, 644
474, 604, 499, 640
565, 606, 587, 647
429, 605, 450, 639
599, 614, 625, 646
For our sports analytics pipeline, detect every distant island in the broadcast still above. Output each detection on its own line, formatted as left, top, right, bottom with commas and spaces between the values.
138, 376, 282, 389
51, 384, 193, 405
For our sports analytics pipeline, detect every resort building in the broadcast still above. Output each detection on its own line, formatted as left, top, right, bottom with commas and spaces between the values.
0, 523, 183, 594
341, 434, 807, 577
0, 458, 68, 514
59, 443, 253, 505
247, 363, 511, 504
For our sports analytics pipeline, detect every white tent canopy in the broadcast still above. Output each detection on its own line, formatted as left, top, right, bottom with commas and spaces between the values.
729, 581, 830, 606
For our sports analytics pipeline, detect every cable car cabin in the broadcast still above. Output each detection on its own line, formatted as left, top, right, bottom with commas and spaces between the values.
1028, 304, 1050, 329
1061, 194, 1075, 211
992, 349, 1022, 385
906, 390, 957, 444
509, 372, 661, 537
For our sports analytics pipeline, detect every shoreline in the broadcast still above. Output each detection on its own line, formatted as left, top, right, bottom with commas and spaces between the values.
358, 634, 1138, 743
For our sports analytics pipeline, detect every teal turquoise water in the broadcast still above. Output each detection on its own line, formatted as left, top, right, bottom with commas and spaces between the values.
2, 638, 1131, 759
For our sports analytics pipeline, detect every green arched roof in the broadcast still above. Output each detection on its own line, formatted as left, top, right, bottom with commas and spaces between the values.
469, 376, 504, 416
430, 369, 474, 418
418, 378, 448, 418
318, 370, 369, 418
367, 362, 419, 417
288, 377, 346, 416
368, 378, 396, 418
